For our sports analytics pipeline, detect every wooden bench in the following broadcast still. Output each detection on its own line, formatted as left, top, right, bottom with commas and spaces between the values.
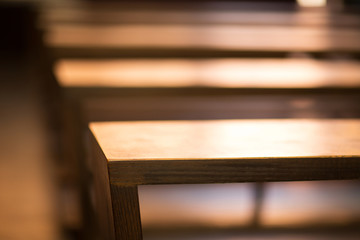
45, 24, 360, 58
54, 58, 360, 236
39, 3, 360, 28
40, 2, 360, 58
89, 119, 360, 240
57, 58, 360, 127
56, 57, 360, 178
56, 58, 360, 91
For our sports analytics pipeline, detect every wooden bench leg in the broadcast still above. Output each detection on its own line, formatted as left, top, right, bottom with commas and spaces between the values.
110, 184, 143, 240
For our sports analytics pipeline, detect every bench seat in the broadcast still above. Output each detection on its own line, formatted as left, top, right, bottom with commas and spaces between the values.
89, 119, 360, 240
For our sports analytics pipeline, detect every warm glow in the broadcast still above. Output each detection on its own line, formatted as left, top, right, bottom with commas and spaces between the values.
90, 119, 360, 161
262, 181, 360, 226
138, 184, 254, 228
297, 0, 326, 7
55, 59, 360, 88
138, 181, 360, 229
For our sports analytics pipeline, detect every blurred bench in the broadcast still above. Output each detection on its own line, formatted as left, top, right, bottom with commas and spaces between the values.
38, 1, 360, 58
45, 24, 360, 58
89, 119, 360, 240
39, 6, 360, 27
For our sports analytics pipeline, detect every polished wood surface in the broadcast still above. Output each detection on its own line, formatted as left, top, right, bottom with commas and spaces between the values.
91, 119, 360, 161
55, 58, 360, 89
90, 119, 360, 185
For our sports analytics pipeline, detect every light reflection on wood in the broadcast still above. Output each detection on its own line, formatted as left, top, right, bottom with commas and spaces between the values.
297, 0, 326, 8
55, 59, 360, 88
90, 119, 360, 161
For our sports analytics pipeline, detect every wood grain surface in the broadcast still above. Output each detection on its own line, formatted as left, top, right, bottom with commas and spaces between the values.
91, 135, 115, 240
91, 136, 143, 240
90, 119, 360, 185
110, 184, 142, 240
